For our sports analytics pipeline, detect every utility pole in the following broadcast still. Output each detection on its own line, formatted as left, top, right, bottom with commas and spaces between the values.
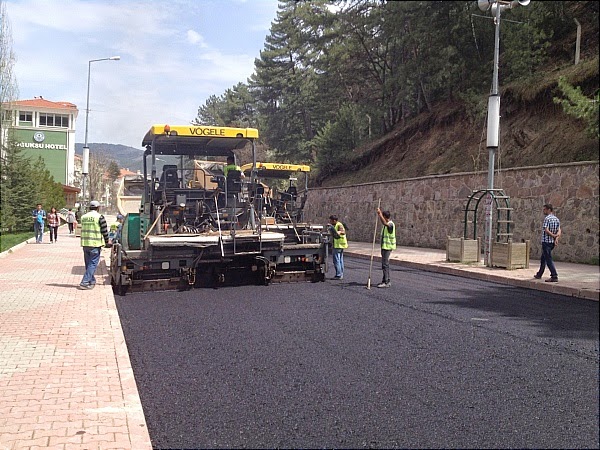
82, 56, 120, 213
477, 0, 530, 266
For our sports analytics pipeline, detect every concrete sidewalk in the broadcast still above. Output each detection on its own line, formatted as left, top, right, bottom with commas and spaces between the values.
345, 242, 599, 301
0, 225, 152, 449
0, 226, 597, 449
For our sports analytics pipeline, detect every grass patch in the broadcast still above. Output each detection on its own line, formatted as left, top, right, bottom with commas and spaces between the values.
0, 232, 35, 253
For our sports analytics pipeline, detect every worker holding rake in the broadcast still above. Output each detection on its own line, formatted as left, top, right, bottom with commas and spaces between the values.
376, 207, 396, 288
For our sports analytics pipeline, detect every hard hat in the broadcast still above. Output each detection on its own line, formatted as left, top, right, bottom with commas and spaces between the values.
89, 200, 100, 208
116, 214, 124, 220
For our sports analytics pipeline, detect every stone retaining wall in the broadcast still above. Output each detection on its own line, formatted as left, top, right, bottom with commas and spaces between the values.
304, 161, 599, 264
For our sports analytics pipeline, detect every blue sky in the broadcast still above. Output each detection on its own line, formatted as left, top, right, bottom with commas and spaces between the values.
5, 0, 280, 148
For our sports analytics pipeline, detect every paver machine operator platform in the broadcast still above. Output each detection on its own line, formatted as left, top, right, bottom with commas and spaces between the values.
241, 161, 325, 244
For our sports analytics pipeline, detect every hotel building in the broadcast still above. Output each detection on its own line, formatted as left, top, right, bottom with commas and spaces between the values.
1, 97, 79, 187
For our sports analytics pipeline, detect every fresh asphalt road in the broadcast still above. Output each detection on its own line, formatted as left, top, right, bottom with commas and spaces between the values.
115, 256, 599, 449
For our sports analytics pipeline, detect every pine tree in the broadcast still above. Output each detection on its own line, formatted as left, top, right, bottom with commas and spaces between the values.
249, 0, 330, 162
554, 76, 600, 138
1, 0, 20, 233
193, 83, 258, 128
1, 142, 37, 232
32, 156, 65, 212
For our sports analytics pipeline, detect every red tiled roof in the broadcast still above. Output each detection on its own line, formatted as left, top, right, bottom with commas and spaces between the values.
120, 168, 137, 177
9, 98, 77, 110
62, 184, 81, 193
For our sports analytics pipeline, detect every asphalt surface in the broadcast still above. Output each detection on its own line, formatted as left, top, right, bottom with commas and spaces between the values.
116, 256, 599, 449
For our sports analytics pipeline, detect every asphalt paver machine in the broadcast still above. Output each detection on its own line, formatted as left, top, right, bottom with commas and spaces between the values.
241, 162, 326, 244
109, 125, 327, 294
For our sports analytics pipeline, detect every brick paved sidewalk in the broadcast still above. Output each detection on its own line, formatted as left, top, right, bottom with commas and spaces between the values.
0, 225, 152, 449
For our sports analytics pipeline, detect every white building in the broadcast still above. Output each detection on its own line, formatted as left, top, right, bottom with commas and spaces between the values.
1, 97, 79, 186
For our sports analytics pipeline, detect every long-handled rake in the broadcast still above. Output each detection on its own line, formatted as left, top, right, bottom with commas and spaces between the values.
367, 198, 381, 289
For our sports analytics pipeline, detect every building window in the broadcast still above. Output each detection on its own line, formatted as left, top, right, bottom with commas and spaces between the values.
40, 113, 54, 126
1, 110, 12, 122
40, 113, 69, 128
19, 111, 33, 123
56, 115, 69, 127
40, 114, 51, 126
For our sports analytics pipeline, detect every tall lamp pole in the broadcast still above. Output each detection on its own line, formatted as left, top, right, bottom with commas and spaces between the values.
477, 0, 529, 266
81, 56, 120, 213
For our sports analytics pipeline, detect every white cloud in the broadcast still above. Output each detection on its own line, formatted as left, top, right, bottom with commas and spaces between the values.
186, 30, 207, 47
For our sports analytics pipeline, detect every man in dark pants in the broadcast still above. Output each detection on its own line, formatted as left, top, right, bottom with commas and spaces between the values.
32, 203, 46, 243
328, 215, 348, 280
376, 208, 396, 288
534, 203, 561, 283
78, 201, 110, 290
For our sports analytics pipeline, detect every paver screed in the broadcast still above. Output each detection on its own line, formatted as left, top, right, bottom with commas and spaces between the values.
0, 226, 152, 449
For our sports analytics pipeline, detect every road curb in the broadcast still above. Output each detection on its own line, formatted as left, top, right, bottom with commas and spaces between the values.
99, 260, 153, 448
346, 250, 597, 302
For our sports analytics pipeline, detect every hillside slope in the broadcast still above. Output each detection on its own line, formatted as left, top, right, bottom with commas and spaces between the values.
316, 59, 599, 187
75, 143, 144, 173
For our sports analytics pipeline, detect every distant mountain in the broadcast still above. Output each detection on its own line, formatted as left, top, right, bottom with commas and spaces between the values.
75, 143, 144, 173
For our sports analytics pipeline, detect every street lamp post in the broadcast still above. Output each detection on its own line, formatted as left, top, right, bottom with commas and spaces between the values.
81, 56, 120, 213
477, 0, 529, 266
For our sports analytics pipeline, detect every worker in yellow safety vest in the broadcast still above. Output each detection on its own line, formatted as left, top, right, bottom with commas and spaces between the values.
328, 215, 348, 280
109, 214, 124, 242
78, 200, 110, 290
376, 207, 396, 288
223, 155, 245, 178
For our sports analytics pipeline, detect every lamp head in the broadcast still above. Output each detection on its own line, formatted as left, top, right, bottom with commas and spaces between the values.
110, 56, 121, 60
478, 0, 529, 12
477, 0, 493, 11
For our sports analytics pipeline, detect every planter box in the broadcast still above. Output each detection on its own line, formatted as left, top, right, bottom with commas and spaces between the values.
447, 237, 481, 263
491, 240, 530, 269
